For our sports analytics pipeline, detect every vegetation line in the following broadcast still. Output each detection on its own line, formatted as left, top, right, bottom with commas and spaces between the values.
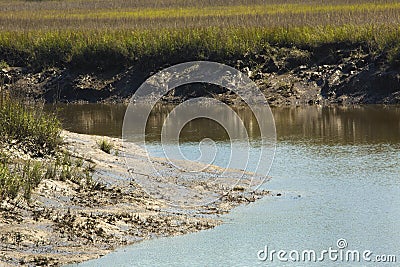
1, 0, 400, 69
1, 25, 400, 70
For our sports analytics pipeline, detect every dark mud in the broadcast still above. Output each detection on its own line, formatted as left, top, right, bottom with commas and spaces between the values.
1, 44, 400, 106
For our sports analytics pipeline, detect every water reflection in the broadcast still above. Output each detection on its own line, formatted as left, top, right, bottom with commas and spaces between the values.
46, 104, 127, 137
48, 104, 400, 144
274, 106, 400, 144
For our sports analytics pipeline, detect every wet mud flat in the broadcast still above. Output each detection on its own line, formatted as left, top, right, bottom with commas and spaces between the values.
0, 131, 270, 266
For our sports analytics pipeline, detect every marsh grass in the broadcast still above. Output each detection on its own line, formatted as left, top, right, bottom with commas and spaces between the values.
0, 93, 62, 155
0, 94, 96, 202
0, 160, 45, 201
0, 60, 8, 69
0, 163, 21, 200
0, 155, 96, 202
97, 139, 113, 154
1, 0, 400, 69
1, 0, 400, 31
2, 25, 400, 70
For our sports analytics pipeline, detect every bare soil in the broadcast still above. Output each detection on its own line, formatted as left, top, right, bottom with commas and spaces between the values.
1, 45, 400, 105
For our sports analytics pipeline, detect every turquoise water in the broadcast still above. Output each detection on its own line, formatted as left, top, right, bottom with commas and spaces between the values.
71, 142, 400, 266
59, 105, 400, 266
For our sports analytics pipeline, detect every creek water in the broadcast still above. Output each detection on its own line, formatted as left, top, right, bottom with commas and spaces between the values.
57, 104, 400, 266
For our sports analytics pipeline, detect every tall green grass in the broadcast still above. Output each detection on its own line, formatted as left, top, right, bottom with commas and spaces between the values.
0, 163, 21, 200
0, 93, 63, 201
0, 94, 97, 201
1, 0, 400, 69
0, 154, 95, 202
0, 160, 43, 201
0, 93, 62, 155
1, 25, 400, 69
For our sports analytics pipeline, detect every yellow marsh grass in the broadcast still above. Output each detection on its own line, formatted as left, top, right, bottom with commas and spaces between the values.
1, 25, 399, 59
2, 2, 400, 20
1, 0, 400, 31
1, 0, 400, 67
1, 2, 400, 21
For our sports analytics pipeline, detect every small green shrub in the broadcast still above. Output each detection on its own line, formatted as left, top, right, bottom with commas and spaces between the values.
60, 165, 72, 182
0, 60, 9, 69
0, 161, 43, 201
44, 161, 58, 180
97, 139, 113, 154
20, 161, 43, 201
75, 158, 84, 167
0, 164, 21, 200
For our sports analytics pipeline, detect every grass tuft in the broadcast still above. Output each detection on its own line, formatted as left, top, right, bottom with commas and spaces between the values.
97, 139, 113, 154
0, 93, 62, 156
0, 60, 9, 69
0, 94, 96, 202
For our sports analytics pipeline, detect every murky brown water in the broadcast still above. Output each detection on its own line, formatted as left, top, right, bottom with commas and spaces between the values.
49, 104, 400, 144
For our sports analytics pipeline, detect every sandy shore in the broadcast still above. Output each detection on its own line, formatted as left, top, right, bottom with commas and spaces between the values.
0, 131, 270, 266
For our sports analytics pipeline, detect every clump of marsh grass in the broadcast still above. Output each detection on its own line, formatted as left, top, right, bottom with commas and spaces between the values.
0, 163, 21, 200
0, 160, 45, 201
0, 155, 96, 202
0, 60, 9, 69
0, 93, 62, 156
1, 24, 400, 71
0, 93, 96, 202
97, 139, 113, 154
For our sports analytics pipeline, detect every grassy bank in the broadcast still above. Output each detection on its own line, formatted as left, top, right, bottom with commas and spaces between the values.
1, 0, 400, 70
1, 25, 400, 70
0, 93, 61, 154
0, 93, 59, 201
0, 94, 94, 202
